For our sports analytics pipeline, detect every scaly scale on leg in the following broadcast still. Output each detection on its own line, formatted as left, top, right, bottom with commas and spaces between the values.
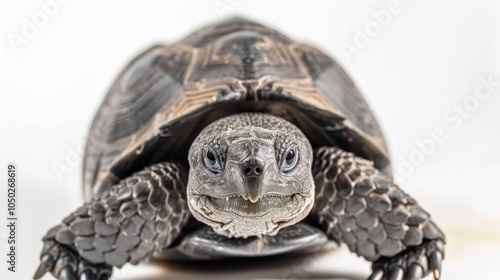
34, 163, 190, 280
311, 147, 445, 280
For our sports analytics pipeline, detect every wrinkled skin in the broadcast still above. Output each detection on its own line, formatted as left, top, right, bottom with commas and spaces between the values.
187, 113, 315, 238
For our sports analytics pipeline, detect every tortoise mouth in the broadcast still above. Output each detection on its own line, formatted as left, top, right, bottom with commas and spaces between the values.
204, 194, 304, 216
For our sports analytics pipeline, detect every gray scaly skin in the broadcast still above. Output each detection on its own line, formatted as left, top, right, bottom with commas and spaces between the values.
36, 113, 444, 280
187, 113, 445, 279
34, 163, 190, 280
312, 147, 445, 279
187, 113, 315, 238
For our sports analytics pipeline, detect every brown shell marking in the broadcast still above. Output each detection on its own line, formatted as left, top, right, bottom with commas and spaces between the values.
83, 17, 390, 200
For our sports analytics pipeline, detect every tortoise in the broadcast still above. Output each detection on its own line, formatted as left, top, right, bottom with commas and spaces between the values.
35, 18, 445, 280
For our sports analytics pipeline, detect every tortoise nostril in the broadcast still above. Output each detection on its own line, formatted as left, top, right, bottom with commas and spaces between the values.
243, 164, 263, 177
244, 167, 252, 175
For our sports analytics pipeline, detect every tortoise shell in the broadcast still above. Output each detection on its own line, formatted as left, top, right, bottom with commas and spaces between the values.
83, 17, 391, 201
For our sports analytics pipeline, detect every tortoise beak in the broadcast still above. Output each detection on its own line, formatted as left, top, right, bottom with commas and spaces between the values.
240, 157, 265, 203
244, 176, 262, 203
226, 139, 272, 203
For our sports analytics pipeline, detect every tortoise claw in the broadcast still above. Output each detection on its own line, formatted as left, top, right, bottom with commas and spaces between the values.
34, 238, 112, 280
429, 251, 443, 280
79, 270, 95, 280
369, 239, 444, 280
34, 262, 48, 279
387, 267, 404, 280
433, 269, 441, 280
34, 253, 55, 279
59, 266, 76, 280
406, 264, 423, 280
367, 267, 384, 280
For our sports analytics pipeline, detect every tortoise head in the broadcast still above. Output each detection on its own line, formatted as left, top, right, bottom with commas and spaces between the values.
187, 113, 315, 238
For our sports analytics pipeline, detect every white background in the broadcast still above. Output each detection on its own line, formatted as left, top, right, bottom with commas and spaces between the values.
1, 0, 500, 279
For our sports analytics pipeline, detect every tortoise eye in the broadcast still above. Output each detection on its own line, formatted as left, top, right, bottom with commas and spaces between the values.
204, 148, 222, 173
281, 146, 298, 172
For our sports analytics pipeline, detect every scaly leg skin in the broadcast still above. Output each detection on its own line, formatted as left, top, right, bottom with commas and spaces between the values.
311, 147, 445, 280
34, 162, 190, 280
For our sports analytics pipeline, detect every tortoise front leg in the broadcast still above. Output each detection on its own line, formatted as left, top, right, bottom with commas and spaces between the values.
311, 147, 445, 280
34, 162, 190, 280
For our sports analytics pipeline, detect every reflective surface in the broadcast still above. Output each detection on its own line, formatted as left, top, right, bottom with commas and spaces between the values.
158, 223, 328, 260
